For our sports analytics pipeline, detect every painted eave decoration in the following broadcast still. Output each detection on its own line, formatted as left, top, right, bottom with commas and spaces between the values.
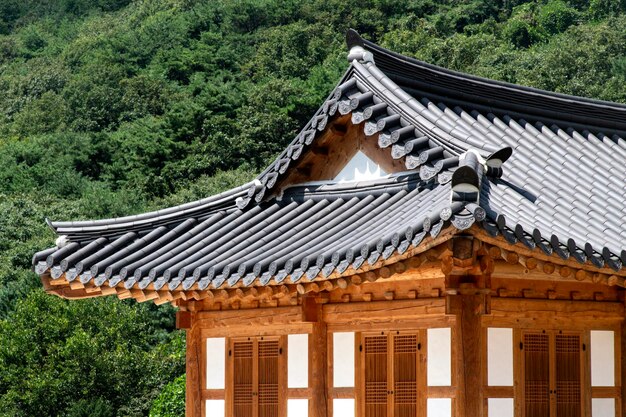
33, 30, 626, 305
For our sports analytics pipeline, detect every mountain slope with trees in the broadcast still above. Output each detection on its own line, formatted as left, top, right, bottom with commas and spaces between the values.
0, 0, 625, 415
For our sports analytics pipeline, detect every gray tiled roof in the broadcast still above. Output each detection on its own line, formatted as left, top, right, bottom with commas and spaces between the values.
33, 30, 626, 293
35, 173, 474, 291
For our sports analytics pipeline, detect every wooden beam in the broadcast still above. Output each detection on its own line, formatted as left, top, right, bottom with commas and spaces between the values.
302, 296, 318, 322
491, 298, 624, 316
176, 311, 192, 329
323, 298, 446, 326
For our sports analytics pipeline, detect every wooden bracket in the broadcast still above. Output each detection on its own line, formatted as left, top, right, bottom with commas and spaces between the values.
176, 310, 192, 329
302, 296, 319, 322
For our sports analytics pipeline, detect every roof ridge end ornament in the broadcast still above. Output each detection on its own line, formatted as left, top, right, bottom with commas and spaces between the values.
346, 28, 373, 64
55, 235, 69, 248
446, 149, 484, 230
485, 146, 513, 178
450, 146, 512, 202
347, 45, 374, 64
451, 149, 483, 198
236, 178, 263, 210
447, 146, 512, 228
45, 217, 56, 232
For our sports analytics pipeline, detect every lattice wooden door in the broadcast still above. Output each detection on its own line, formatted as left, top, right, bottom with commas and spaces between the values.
258, 339, 280, 417
231, 337, 282, 417
361, 332, 421, 417
393, 334, 418, 417
364, 334, 388, 417
555, 334, 581, 417
523, 333, 550, 417
521, 331, 583, 417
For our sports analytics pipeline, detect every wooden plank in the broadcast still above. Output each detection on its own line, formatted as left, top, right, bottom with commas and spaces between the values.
196, 304, 314, 337
201, 389, 226, 399
549, 331, 557, 417
225, 337, 233, 417
323, 298, 447, 325
252, 338, 259, 417
616, 323, 623, 416
329, 387, 355, 398
485, 315, 622, 329
287, 387, 312, 398
490, 298, 624, 317
354, 331, 362, 417
591, 386, 621, 398
197, 305, 303, 323
583, 331, 591, 417
279, 336, 287, 417
387, 332, 393, 417
490, 273, 621, 302
200, 323, 313, 338
426, 386, 456, 398
327, 317, 455, 333
483, 386, 514, 398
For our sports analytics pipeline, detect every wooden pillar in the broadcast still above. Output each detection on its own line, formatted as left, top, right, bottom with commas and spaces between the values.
450, 293, 485, 417
622, 315, 626, 417
309, 303, 328, 417
186, 314, 202, 417
444, 236, 491, 417
459, 294, 484, 417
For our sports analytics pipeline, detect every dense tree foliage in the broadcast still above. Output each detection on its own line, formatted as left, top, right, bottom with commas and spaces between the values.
0, 0, 625, 415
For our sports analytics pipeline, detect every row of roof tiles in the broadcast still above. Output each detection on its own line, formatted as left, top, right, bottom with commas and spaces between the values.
35, 173, 484, 291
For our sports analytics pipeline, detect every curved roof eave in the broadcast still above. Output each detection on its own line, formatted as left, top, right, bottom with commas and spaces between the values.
49, 181, 253, 239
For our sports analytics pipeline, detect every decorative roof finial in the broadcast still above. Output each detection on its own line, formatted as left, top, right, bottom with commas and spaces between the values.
347, 46, 374, 64
55, 235, 69, 248
346, 29, 374, 63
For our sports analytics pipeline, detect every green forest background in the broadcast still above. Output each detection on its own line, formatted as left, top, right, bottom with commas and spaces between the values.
0, 0, 625, 415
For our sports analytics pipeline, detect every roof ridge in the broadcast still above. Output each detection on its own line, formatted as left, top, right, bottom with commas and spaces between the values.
346, 29, 626, 134
49, 181, 251, 237
280, 171, 423, 196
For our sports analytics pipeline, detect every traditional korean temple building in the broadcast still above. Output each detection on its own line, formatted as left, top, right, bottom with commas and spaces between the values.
33, 30, 626, 417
